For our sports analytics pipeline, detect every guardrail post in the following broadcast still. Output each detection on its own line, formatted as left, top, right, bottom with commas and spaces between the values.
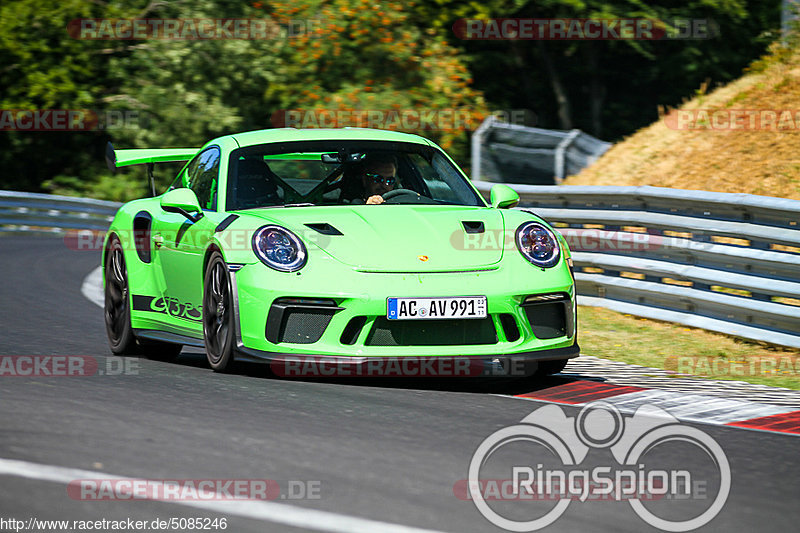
470, 115, 497, 181
553, 129, 580, 184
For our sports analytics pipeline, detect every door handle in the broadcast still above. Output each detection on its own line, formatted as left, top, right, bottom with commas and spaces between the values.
153, 233, 164, 248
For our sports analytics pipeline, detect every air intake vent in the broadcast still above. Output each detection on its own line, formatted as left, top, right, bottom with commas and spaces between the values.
499, 314, 520, 342
340, 316, 367, 345
133, 211, 152, 263
523, 292, 570, 303
266, 298, 342, 344
281, 310, 334, 344
365, 317, 497, 346
521, 294, 574, 339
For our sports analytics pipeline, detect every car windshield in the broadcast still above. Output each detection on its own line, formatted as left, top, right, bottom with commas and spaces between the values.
226, 140, 484, 210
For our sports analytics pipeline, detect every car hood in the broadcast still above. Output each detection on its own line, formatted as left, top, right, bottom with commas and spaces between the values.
242, 205, 506, 271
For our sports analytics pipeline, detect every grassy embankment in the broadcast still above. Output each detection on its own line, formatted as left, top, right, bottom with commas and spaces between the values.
565, 40, 800, 389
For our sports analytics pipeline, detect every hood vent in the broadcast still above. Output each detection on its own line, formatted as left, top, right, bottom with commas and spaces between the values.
304, 223, 343, 236
462, 221, 485, 234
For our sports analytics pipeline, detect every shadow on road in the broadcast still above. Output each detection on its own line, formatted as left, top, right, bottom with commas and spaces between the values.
161, 349, 603, 396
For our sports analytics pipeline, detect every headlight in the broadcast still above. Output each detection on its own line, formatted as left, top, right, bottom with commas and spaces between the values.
515, 222, 560, 268
252, 225, 307, 272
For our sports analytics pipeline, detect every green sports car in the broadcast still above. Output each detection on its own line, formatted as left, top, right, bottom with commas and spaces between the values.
102, 128, 578, 376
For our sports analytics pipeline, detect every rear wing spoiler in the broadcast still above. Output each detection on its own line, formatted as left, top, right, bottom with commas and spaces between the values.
105, 142, 198, 173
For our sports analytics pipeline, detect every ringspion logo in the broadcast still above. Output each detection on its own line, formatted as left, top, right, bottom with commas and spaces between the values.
464, 402, 730, 531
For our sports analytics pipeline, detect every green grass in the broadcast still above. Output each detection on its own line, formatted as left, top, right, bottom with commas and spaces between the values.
577, 306, 800, 390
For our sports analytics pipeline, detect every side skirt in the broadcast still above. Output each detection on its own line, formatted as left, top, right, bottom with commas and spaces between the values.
134, 329, 205, 348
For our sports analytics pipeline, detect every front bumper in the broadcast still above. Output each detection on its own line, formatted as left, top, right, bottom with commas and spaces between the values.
236, 344, 579, 378
230, 251, 578, 362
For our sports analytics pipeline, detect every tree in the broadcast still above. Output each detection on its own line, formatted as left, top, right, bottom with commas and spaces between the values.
416, 0, 779, 139
1, 0, 489, 198
0, 0, 129, 192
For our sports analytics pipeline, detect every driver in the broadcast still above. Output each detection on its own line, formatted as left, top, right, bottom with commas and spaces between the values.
359, 154, 398, 205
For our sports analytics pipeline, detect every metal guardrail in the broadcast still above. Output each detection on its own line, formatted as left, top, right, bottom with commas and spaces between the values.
471, 117, 611, 185
0, 190, 120, 233
474, 182, 800, 349
3, 186, 799, 349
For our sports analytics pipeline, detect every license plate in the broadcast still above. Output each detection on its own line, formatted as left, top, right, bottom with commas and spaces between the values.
387, 296, 487, 320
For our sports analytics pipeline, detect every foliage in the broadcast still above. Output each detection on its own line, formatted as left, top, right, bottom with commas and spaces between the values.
420, 0, 778, 138
0, 0, 785, 200
0, 0, 125, 192
262, 1, 488, 157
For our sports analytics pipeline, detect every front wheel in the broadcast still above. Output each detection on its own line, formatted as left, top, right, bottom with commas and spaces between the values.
203, 252, 236, 372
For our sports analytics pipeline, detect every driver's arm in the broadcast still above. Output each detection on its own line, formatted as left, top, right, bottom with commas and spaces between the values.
366, 195, 385, 205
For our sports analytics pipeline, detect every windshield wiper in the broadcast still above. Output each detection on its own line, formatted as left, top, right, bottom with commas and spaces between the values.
255, 202, 316, 209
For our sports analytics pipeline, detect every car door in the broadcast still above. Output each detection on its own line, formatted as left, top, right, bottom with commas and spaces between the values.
152, 147, 221, 330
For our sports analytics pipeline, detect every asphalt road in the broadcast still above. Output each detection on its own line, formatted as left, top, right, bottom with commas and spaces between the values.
0, 235, 798, 532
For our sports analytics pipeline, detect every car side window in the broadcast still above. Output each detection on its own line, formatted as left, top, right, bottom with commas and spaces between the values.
168, 155, 198, 191
188, 147, 220, 211
182, 157, 201, 188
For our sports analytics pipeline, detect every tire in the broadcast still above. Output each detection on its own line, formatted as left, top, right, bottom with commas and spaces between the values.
203, 252, 236, 371
536, 358, 569, 376
104, 235, 138, 355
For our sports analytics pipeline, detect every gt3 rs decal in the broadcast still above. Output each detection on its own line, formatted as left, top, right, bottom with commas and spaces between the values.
132, 295, 202, 322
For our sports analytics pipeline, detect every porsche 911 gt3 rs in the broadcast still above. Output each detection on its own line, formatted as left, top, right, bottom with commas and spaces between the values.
102, 128, 579, 375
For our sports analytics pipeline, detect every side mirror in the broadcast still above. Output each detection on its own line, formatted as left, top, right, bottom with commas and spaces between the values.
490, 184, 520, 209
160, 188, 203, 222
